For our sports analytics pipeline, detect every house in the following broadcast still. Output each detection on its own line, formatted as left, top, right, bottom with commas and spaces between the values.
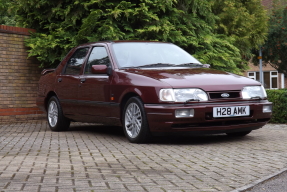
244, 62, 286, 89
244, 0, 287, 89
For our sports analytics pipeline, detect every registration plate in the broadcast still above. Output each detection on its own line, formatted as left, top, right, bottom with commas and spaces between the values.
213, 106, 250, 118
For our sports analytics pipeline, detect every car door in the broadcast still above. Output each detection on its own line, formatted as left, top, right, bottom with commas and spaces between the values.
77, 46, 113, 122
55, 47, 90, 119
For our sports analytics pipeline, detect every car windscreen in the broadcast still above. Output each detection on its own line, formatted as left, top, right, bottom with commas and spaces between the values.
112, 42, 202, 68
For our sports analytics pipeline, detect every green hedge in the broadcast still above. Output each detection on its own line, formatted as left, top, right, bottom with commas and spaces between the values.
266, 89, 287, 123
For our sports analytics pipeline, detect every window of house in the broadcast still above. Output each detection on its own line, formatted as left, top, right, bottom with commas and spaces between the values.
270, 71, 278, 89
247, 72, 256, 80
247, 71, 278, 89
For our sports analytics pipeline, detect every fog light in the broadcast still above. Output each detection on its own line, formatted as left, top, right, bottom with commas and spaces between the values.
175, 109, 194, 118
263, 105, 272, 113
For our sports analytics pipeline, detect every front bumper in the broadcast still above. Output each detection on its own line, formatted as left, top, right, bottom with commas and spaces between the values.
145, 100, 272, 135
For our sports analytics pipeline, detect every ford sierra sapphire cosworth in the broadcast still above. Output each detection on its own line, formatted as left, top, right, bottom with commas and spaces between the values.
36, 41, 272, 143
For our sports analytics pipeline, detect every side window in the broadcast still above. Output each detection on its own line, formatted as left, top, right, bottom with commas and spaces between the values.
85, 47, 111, 74
64, 47, 89, 75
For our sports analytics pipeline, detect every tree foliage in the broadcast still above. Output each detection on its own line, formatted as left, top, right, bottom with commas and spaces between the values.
258, 0, 287, 75
10, 0, 267, 75
0, 0, 16, 26
266, 89, 287, 123
211, 0, 268, 59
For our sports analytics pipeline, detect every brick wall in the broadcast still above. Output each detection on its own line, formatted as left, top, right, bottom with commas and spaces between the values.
0, 25, 45, 123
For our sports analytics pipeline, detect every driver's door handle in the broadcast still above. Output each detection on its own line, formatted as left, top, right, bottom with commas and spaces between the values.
80, 78, 86, 83
58, 78, 62, 82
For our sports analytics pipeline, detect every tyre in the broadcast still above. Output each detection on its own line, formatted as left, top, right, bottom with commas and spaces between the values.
226, 131, 251, 137
122, 97, 151, 143
47, 96, 70, 131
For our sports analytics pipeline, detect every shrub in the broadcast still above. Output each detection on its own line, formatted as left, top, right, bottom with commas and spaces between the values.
10, 0, 268, 74
266, 89, 287, 123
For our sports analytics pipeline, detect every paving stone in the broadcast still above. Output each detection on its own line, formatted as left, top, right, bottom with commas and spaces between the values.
1, 121, 287, 191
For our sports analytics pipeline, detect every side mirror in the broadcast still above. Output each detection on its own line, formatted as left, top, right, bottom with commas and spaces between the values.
91, 65, 108, 74
202, 64, 210, 68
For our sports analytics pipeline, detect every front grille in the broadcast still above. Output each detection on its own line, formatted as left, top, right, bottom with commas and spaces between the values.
208, 91, 240, 99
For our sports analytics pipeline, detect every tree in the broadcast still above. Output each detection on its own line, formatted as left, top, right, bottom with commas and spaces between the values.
258, 0, 287, 75
0, 0, 16, 26
10, 0, 268, 75
177, 0, 244, 74
211, 0, 268, 67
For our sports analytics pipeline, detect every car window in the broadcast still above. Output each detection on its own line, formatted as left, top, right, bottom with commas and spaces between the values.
64, 47, 89, 75
112, 42, 201, 68
85, 47, 111, 74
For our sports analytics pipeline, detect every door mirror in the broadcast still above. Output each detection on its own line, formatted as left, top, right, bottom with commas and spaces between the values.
91, 65, 108, 74
202, 64, 211, 68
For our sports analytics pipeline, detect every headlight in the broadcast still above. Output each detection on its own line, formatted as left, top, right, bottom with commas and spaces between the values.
159, 88, 208, 102
159, 89, 175, 101
242, 86, 267, 99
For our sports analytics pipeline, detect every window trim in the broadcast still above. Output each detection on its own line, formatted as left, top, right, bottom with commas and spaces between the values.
83, 46, 112, 75
270, 71, 278, 89
247, 72, 256, 80
62, 47, 90, 75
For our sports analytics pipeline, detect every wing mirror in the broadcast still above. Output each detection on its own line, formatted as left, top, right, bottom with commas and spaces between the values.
202, 64, 210, 68
91, 65, 112, 75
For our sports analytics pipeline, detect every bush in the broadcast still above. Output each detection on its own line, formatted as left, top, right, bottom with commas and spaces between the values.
266, 89, 287, 123
10, 0, 268, 74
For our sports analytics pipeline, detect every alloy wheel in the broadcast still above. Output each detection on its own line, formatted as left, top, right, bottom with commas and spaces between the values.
48, 101, 58, 127
124, 103, 142, 138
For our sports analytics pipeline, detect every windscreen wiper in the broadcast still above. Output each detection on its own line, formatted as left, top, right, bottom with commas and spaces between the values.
137, 63, 175, 68
120, 66, 140, 69
175, 63, 203, 68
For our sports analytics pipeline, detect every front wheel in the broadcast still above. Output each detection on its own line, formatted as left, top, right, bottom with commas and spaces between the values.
123, 97, 151, 143
226, 131, 251, 137
47, 96, 70, 131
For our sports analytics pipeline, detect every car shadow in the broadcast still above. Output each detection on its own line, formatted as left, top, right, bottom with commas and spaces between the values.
67, 123, 255, 145
150, 134, 255, 145
69, 123, 125, 137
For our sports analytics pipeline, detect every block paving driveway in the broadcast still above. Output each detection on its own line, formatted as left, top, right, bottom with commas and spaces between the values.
0, 121, 287, 192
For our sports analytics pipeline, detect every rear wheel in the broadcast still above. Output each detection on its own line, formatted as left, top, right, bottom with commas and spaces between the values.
47, 96, 70, 131
123, 97, 151, 143
226, 131, 251, 137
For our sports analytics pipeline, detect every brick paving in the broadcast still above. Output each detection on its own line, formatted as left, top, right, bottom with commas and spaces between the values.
0, 122, 286, 192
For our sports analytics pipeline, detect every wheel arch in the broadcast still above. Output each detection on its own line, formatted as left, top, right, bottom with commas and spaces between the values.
119, 92, 141, 122
120, 93, 151, 143
44, 91, 58, 111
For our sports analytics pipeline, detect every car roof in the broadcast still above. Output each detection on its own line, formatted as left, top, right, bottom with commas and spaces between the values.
77, 40, 172, 47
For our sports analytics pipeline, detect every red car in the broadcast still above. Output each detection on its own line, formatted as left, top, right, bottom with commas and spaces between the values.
36, 41, 272, 143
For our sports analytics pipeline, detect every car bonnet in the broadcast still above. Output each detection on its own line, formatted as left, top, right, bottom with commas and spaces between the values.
122, 68, 261, 91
